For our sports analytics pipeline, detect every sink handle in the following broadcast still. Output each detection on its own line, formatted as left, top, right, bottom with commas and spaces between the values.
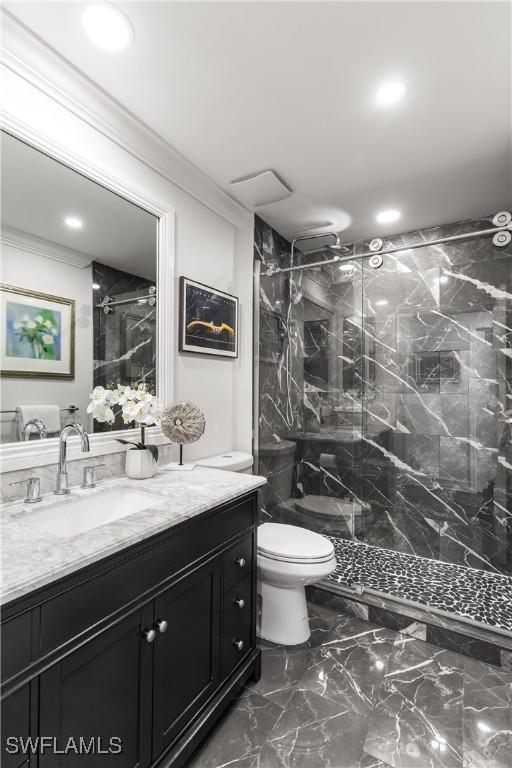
10, 477, 42, 504
81, 464, 105, 489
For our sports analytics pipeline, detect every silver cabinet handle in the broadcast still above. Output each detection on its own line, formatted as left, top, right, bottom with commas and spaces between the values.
143, 628, 156, 643
236, 557, 246, 568
234, 598, 245, 609
10, 477, 42, 504
233, 639, 244, 652
156, 619, 168, 634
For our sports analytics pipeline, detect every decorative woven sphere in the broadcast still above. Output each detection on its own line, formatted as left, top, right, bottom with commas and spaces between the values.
161, 402, 205, 444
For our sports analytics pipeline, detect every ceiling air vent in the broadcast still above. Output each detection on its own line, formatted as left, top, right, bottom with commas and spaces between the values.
229, 170, 292, 208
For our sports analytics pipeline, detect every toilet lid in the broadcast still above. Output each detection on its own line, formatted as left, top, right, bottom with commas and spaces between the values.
295, 495, 367, 519
258, 523, 334, 563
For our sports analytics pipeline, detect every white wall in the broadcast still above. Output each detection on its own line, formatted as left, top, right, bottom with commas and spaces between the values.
1, 65, 254, 465
0, 242, 93, 443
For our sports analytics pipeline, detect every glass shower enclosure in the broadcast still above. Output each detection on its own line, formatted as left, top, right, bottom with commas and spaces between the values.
255, 214, 512, 625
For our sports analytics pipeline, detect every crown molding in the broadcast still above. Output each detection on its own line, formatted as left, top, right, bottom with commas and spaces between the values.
1, 225, 93, 269
0, 9, 251, 231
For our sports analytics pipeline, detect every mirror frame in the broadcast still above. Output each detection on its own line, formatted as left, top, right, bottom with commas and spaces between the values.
0, 120, 175, 472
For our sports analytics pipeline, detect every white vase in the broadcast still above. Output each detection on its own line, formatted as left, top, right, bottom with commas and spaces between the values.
125, 448, 157, 480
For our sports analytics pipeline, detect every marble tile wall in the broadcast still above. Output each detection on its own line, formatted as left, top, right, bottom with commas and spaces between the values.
255, 213, 512, 629
255, 215, 303, 514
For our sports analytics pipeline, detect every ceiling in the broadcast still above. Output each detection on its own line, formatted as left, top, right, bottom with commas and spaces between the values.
5, 1, 512, 244
1, 132, 157, 279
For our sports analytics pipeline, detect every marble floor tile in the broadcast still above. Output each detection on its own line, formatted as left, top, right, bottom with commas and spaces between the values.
189, 602, 510, 768
190, 691, 284, 768
462, 659, 512, 768
258, 691, 369, 768
364, 641, 464, 768
323, 628, 404, 716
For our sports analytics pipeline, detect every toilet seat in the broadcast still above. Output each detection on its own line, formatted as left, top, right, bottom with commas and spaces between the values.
257, 523, 334, 564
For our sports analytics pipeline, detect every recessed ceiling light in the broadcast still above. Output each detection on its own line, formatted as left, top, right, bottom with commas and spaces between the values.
376, 80, 406, 106
92, 283, 100, 290
339, 263, 355, 271
82, 2, 133, 51
376, 209, 401, 224
375, 299, 389, 306
439, 275, 449, 284
64, 216, 83, 229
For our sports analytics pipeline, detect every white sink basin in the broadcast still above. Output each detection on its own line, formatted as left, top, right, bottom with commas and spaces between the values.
18, 488, 168, 539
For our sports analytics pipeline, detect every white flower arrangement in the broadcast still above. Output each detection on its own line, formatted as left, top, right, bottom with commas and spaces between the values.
87, 382, 162, 461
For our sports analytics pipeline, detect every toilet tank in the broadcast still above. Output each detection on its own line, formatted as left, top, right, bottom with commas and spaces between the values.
196, 451, 253, 474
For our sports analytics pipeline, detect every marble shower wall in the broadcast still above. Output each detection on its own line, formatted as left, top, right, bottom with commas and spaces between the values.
255, 216, 303, 513
255, 214, 512, 585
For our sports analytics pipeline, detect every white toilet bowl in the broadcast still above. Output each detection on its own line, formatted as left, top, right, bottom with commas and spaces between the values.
257, 523, 337, 645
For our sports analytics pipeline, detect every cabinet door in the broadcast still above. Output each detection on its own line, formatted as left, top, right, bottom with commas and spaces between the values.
39, 605, 153, 768
1, 684, 31, 768
152, 560, 220, 760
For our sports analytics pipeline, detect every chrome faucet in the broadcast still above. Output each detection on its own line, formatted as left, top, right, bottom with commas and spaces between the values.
23, 418, 48, 441
55, 423, 90, 495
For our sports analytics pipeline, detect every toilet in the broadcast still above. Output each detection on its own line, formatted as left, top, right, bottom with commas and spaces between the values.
195, 451, 254, 473
257, 523, 336, 645
196, 452, 337, 646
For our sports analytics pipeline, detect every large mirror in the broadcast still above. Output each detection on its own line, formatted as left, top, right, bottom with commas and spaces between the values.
0, 131, 158, 443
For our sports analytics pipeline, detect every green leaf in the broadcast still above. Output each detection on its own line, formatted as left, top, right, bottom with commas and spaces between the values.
146, 444, 159, 463
115, 438, 138, 448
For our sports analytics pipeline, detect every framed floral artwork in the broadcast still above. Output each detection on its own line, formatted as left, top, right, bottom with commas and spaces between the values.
0, 284, 75, 378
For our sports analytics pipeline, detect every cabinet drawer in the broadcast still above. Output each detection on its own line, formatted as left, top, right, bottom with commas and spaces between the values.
222, 534, 253, 592
223, 574, 252, 634
1, 613, 31, 683
39, 495, 256, 657
221, 616, 251, 678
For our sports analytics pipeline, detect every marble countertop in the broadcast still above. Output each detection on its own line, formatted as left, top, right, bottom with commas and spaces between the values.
0, 468, 266, 606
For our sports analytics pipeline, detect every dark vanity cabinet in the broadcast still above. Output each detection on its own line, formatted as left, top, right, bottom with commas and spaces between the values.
1, 491, 261, 768
151, 561, 220, 760
39, 607, 150, 768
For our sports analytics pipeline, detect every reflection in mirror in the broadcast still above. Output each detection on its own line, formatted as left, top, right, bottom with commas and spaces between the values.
302, 298, 334, 431
0, 131, 158, 442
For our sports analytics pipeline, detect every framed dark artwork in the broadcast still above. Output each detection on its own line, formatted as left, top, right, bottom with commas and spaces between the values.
179, 277, 238, 358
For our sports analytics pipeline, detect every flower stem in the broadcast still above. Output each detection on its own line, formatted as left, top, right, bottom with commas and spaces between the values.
140, 424, 146, 447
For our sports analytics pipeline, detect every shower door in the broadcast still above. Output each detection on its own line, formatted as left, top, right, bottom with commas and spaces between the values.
357, 228, 512, 578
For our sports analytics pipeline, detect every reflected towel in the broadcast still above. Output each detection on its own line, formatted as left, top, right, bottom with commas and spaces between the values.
16, 404, 61, 435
